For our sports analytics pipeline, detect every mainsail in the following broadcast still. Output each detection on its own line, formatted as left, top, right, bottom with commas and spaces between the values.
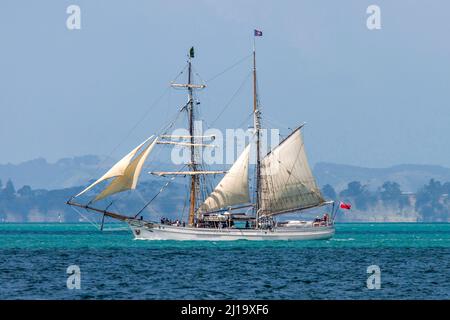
259, 128, 325, 215
198, 145, 251, 213
75, 136, 157, 202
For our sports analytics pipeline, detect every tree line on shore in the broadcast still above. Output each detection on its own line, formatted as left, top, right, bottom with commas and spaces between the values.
321, 179, 450, 221
0, 178, 184, 222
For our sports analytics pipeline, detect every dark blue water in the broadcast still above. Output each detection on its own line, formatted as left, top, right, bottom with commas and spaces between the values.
1, 223, 449, 299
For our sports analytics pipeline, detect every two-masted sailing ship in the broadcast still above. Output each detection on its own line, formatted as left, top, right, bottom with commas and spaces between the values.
67, 36, 338, 240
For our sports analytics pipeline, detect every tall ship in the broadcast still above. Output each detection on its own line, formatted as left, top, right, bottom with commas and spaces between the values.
67, 34, 339, 240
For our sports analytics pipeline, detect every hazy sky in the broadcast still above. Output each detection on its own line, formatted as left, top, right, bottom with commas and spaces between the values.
1, 0, 449, 167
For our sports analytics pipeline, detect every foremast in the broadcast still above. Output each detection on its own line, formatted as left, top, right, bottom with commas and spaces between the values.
170, 47, 207, 226
187, 51, 197, 226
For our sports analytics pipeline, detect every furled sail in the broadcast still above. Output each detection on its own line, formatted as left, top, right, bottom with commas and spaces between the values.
259, 128, 325, 215
198, 145, 251, 213
75, 136, 157, 201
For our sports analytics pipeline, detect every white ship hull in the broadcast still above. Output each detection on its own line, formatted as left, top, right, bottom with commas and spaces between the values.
128, 220, 335, 241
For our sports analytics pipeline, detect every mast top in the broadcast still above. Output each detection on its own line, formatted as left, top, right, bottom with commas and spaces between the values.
171, 47, 206, 90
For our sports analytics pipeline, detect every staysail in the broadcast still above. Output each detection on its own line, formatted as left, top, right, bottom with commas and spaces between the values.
259, 128, 325, 215
198, 145, 251, 213
75, 136, 157, 202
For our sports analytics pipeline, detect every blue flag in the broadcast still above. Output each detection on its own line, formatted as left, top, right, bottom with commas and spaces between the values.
254, 29, 263, 36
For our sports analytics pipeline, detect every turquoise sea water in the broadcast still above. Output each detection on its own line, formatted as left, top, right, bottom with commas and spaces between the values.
1, 223, 450, 299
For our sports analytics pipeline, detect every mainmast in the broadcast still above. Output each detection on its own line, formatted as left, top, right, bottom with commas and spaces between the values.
253, 38, 262, 228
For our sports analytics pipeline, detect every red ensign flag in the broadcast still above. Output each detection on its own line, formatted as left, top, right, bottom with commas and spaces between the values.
340, 202, 351, 210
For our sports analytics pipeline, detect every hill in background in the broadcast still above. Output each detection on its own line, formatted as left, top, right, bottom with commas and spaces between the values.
0, 155, 175, 190
3, 156, 450, 193
0, 155, 115, 190
314, 162, 450, 192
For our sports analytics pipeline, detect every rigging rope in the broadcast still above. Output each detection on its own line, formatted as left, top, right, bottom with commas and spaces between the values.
82, 86, 171, 189
205, 54, 252, 83
135, 189, 161, 217
69, 205, 101, 230
73, 56, 256, 217
209, 71, 252, 127
172, 63, 189, 82
134, 165, 187, 218
77, 62, 189, 193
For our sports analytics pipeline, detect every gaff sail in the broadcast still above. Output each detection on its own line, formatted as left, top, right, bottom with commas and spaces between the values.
259, 128, 325, 215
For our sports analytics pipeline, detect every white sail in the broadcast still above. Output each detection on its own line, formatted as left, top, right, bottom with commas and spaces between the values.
260, 128, 324, 215
75, 136, 157, 201
198, 145, 251, 213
